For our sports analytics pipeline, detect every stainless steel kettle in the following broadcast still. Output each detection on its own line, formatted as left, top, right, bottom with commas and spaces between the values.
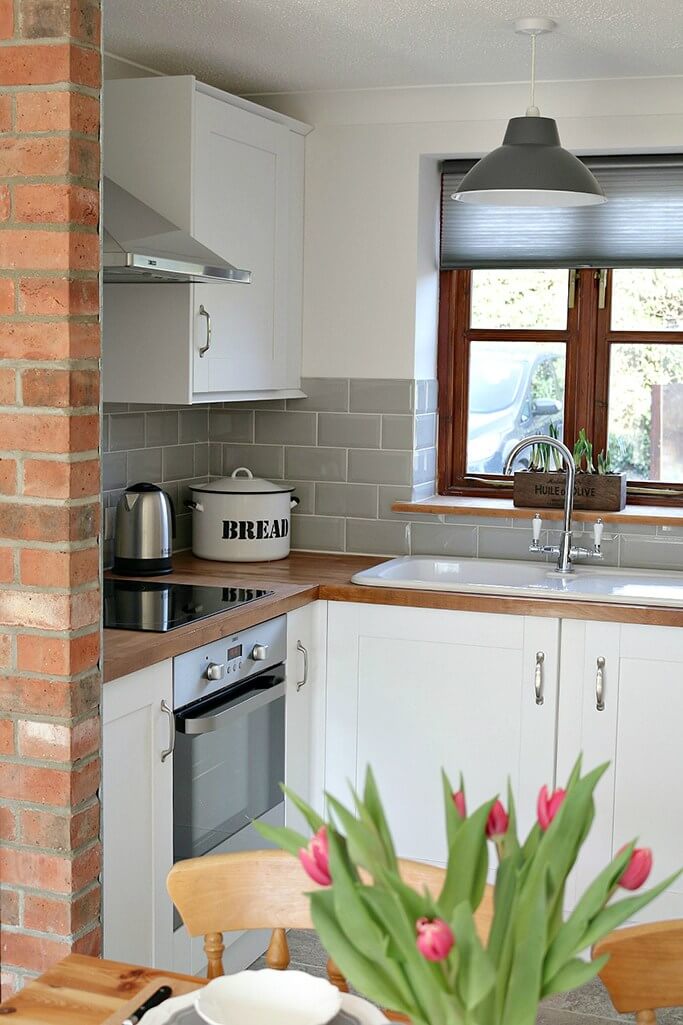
114, 483, 175, 576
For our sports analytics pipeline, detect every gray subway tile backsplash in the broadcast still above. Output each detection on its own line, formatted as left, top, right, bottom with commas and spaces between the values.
109, 412, 145, 451
346, 518, 409, 556
349, 378, 413, 414
180, 409, 209, 443
223, 444, 284, 479
209, 410, 254, 443
410, 522, 478, 559
286, 446, 347, 482
146, 410, 179, 448
291, 515, 346, 552
162, 444, 196, 482
103, 451, 127, 492
255, 410, 317, 446
318, 413, 380, 449
381, 414, 414, 451
128, 446, 163, 483
348, 448, 413, 486
102, 378, 674, 566
285, 480, 316, 516
288, 378, 349, 412
316, 482, 378, 519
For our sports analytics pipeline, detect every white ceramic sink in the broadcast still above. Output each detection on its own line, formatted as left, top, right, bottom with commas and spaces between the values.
351, 556, 683, 608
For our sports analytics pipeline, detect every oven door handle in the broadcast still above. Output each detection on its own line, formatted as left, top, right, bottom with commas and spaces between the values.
176, 679, 285, 736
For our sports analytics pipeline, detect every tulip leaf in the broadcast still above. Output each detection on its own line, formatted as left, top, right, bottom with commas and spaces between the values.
361, 767, 398, 871
326, 793, 388, 875
576, 868, 683, 953
439, 799, 493, 917
543, 955, 608, 997
310, 889, 410, 1011
451, 901, 495, 1011
502, 862, 548, 1025
543, 843, 634, 982
252, 819, 308, 858
487, 850, 522, 967
442, 770, 466, 850
280, 783, 326, 832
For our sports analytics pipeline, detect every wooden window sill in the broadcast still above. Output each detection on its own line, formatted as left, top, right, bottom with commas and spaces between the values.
392, 495, 683, 527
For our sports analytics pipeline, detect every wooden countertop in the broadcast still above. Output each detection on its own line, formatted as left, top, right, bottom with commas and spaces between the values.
104, 550, 683, 683
0, 953, 203, 1024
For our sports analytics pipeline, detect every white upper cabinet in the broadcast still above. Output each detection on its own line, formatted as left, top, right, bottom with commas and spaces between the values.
103, 76, 309, 404
326, 603, 560, 865
557, 620, 683, 922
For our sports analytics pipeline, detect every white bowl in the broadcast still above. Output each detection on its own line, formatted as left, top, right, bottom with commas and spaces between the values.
195, 969, 344, 1025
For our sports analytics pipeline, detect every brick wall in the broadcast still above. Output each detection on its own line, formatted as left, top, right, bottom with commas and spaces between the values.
0, 0, 101, 998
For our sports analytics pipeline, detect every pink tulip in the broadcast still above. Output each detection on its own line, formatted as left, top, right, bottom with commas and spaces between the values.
452, 790, 467, 819
415, 917, 455, 961
299, 826, 332, 886
537, 785, 567, 831
486, 800, 509, 839
618, 846, 653, 891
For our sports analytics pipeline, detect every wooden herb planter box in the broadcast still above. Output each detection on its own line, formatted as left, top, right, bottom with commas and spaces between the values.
513, 471, 627, 512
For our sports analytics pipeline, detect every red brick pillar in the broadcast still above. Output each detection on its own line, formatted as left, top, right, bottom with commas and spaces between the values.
0, 0, 102, 998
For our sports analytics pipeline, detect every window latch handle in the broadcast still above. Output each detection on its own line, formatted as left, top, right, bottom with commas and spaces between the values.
596, 269, 608, 309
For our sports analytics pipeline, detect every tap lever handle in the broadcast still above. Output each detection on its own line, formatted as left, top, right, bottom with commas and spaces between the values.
593, 518, 604, 550
532, 514, 542, 543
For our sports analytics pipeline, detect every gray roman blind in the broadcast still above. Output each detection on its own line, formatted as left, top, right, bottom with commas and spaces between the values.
441, 155, 683, 269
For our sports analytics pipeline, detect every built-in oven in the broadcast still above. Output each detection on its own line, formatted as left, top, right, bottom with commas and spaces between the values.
171, 615, 287, 931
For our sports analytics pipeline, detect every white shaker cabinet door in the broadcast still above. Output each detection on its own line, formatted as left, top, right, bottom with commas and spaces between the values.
558, 620, 683, 921
192, 92, 292, 397
326, 603, 560, 865
102, 659, 174, 969
285, 601, 328, 831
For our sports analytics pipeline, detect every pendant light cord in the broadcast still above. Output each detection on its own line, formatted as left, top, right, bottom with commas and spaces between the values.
527, 32, 540, 116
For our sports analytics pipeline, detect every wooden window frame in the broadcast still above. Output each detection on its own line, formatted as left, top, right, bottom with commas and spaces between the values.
437, 267, 683, 505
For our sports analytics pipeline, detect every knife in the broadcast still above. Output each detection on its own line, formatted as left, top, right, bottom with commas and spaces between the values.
122, 985, 172, 1025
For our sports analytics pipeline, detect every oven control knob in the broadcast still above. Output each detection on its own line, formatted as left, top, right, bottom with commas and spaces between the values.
250, 644, 268, 662
205, 662, 225, 681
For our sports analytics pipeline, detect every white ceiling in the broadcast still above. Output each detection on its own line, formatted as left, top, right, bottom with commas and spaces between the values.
104, 0, 683, 95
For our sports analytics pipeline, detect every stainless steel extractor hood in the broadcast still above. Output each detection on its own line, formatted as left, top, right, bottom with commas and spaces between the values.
102, 178, 251, 284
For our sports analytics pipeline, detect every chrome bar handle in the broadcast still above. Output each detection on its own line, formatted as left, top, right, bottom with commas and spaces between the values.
596, 656, 606, 711
160, 699, 175, 763
198, 304, 212, 357
534, 651, 545, 705
296, 640, 309, 692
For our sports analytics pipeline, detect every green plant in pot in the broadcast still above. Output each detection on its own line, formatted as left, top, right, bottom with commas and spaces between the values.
256, 760, 679, 1025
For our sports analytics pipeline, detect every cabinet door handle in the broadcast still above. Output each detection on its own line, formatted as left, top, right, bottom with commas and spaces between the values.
198, 305, 212, 358
296, 640, 308, 692
160, 699, 175, 762
596, 656, 606, 711
534, 651, 545, 705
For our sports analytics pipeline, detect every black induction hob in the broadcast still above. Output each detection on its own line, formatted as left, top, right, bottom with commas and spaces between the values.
103, 579, 274, 633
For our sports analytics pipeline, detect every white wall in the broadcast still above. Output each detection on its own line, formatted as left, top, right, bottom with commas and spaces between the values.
250, 76, 683, 380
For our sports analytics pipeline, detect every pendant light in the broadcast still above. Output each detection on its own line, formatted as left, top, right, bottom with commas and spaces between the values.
453, 18, 606, 207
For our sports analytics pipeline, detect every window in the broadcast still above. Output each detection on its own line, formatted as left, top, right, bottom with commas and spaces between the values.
438, 267, 683, 502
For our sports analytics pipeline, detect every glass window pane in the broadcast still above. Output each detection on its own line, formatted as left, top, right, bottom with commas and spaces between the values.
611, 269, 683, 331
470, 269, 569, 330
466, 341, 566, 474
608, 343, 683, 481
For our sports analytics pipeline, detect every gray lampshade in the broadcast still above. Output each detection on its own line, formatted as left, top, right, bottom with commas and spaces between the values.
453, 116, 606, 208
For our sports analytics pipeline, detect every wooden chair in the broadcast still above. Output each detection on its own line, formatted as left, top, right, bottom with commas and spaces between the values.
167, 848, 493, 985
593, 920, 683, 1025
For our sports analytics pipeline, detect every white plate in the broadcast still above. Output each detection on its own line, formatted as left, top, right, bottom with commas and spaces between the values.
195, 969, 344, 1025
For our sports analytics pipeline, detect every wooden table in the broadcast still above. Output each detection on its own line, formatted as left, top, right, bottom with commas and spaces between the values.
0, 954, 205, 1024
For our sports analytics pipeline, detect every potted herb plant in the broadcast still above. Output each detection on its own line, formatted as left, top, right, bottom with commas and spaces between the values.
513, 427, 627, 511
257, 759, 678, 1025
